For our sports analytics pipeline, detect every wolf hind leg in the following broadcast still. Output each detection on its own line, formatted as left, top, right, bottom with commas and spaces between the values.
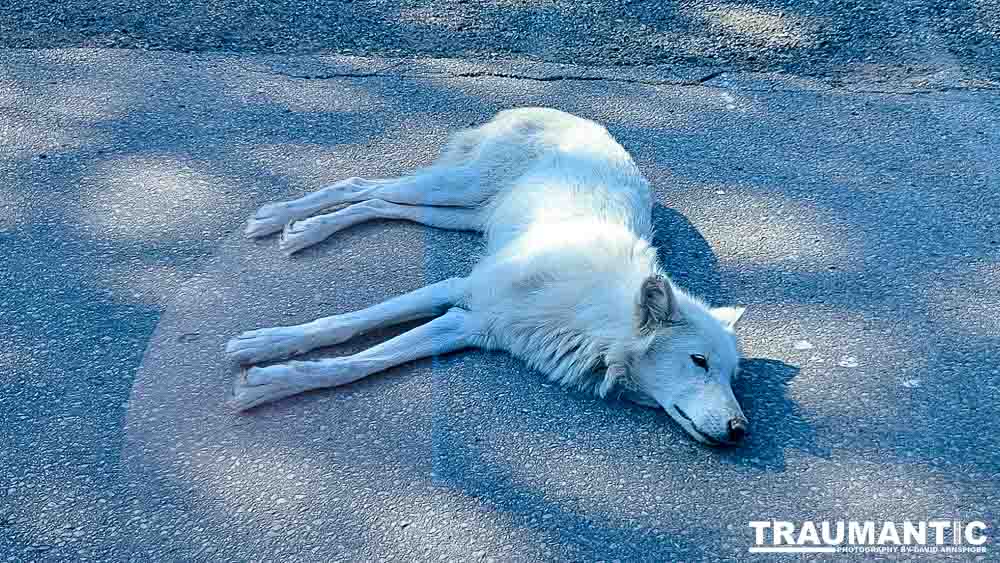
277, 199, 483, 254
244, 164, 488, 238
244, 177, 394, 238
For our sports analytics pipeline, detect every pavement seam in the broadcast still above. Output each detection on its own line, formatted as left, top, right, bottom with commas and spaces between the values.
232, 58, 409, 80
12, 49, 997, 96
233, 61, 1000, 97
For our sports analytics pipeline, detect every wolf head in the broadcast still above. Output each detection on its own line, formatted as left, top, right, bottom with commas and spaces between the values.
611, 275, 748, 446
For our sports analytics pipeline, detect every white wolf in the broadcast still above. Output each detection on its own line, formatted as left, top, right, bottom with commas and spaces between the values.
226, 108, 749, 446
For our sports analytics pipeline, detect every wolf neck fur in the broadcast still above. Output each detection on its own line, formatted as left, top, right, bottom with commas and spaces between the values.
468, 217, 665, 396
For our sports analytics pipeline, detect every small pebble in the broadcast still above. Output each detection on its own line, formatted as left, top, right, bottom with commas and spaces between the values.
838, 356, 859, 368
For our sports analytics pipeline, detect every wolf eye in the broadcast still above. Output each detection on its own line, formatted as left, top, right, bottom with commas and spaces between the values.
690, 354, 708, 370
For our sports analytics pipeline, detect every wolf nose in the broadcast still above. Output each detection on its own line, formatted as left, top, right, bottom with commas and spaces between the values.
727, 418, 748, 443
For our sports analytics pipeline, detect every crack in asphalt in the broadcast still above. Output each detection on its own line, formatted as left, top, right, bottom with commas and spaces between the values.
447, 69, 734, 87
442, 70, 714, 87
235, 60, 730, 87
838, 85, 1000, 95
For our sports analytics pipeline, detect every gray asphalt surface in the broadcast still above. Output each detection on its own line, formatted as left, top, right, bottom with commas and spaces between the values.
2, 0, 1000, 80
1, 9, 1000, 562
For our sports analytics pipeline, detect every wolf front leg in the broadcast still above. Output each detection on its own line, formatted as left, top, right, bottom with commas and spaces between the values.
225, 277, 468, 364
230, 307, 485, 411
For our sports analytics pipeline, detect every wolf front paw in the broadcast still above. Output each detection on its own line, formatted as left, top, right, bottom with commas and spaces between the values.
230, 365, 313, 411
244, 203, 295, 238
225, 326, 313, 364
278, 216, 338, 255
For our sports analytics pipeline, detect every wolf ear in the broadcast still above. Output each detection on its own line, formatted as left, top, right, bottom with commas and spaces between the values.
711, 306, 747, 331
637, 275, 677, 334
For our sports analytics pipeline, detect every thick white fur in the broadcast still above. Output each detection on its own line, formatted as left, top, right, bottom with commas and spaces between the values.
228, 108, 748, 445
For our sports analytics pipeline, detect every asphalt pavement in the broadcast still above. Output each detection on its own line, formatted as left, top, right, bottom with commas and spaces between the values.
2, 6, 1000, 562
2, 0, 1000, 81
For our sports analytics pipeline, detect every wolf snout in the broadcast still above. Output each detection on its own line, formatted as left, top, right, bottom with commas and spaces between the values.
727, 417, 748, 443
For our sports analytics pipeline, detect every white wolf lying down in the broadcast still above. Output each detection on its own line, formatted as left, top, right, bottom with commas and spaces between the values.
227, 107, 749, 446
